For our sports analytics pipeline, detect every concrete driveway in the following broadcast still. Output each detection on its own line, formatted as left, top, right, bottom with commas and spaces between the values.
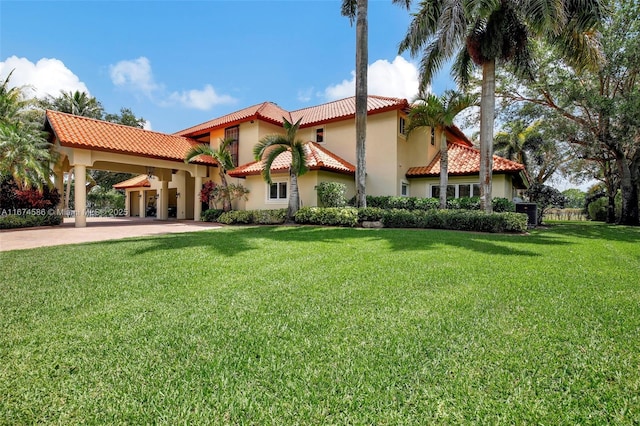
0, 217, 222, 252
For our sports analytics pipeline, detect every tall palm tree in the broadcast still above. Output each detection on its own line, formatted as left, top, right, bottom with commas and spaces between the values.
342, 0, 410, 207
185, 137, 236, 212
253, 117, 308, 220
399, 0, 605, 213
407, 90, 478, 208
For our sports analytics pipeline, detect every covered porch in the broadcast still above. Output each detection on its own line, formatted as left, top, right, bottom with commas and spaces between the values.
45, 110, 215, 228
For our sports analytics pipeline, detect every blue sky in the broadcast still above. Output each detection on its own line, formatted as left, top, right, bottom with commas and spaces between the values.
1, 0, 457, 134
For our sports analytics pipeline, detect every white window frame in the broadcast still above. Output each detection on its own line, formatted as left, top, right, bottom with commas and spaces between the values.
266, 179, 288, 203
315, 127, 325, 144
401, 181, 410, 197
399, 117, 407, 137
429, 182, 480, 199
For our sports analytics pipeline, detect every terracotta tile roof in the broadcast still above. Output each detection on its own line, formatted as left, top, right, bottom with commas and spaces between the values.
112, 174, 151, 189
228, 141, 355, 177
406, 142, 525, 177
175, 102, 291, 137
45, 110, 216, 165
291, 95, 410, 127
175, 96, 410, 136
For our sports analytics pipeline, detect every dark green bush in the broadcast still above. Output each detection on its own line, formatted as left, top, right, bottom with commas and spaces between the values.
492, 197, 516, 213
0, 214, 63, 229
252, 209, 287, 224
362, 195, 439, 210
381, 209, 527, 233
315, 182, 347, 207
201, 209, 224, 222
294, 207, 359, 227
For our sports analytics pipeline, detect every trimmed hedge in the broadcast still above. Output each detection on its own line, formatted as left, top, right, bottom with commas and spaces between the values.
294, 207, 359, 227
381, 209, 527, 233
354, 195, 515, 213
0, 214, 63, 229
294, 206, 527, 233
217, 209, 287, 225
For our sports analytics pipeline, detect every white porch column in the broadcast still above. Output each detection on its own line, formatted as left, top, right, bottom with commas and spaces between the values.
54, 169, 64, 211
125, 191, 131, 217
158, 180, 169, 220
139, 191, 146, 218
176, 171, 187, 220
74, 164, 87, 228
194, 176, 203, 221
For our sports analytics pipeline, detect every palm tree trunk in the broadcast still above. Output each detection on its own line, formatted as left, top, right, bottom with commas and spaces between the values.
288, 170, 300, 221
439, 128, 448, 209
355, 0, 368, 208
479, 60, 495, 213
219, 170, 232, 212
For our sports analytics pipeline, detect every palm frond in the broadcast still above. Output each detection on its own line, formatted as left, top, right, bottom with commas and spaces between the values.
290, 142, 309, 177
253, 134, 290, 161
261, 145, 289, 185
398, 0, 444, 56
418, 40, 448, 92
184, 144, 214, 163
341, 0, 357, 22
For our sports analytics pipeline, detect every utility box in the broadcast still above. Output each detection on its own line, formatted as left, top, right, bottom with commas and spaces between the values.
516, 203, 538, 228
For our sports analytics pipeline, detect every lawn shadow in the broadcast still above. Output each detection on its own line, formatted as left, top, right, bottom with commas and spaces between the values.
110, 224, 574, 259
542, 221, 640, 243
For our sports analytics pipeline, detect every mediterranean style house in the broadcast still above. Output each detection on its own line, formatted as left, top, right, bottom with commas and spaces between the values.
44, 95, 528, 227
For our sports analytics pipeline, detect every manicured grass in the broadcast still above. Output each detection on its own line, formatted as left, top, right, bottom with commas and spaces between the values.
1, 223, 639, 424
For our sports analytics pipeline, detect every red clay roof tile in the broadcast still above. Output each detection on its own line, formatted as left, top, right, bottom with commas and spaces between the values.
175, 96, 410, 136
228, 141, 355, 177
406, 142, 525, 177
112, 174, 151, 189
46, 110, 216, 165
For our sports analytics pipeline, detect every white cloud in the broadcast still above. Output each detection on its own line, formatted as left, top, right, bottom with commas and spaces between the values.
142, 120, 152, 131
0, 56, 89, 98
109, 57, 235, 110
297, 87, 314, 102
168, 84, 236, 110
324, 56, 423, 101
109, 57, 160, 96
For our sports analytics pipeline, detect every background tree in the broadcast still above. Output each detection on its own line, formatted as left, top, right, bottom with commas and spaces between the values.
185, 137, 237, 212
497, 0, 639, 225
406, 90, 478, 208
0, 72, 53, 190
398, 0, 605, 213
104, 107, 146, 128
526, 183, 566, 225
253, 118, 308, 220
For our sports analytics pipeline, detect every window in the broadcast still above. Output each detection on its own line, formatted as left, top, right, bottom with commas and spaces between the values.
430, 127, 436, 145
315, 128, 324, 143
431, 183, 479, 199
224, 126, 239, 167
399, 117, 406, 135
401, 182, 409, 197
268, 182, 287, 201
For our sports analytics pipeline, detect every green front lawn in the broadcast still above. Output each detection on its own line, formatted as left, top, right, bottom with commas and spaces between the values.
1, 223, 639, 424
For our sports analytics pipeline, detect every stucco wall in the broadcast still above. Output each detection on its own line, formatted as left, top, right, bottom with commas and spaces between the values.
408, 174, 516, 199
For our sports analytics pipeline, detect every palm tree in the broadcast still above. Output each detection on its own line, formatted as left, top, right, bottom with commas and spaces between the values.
0, 72, 53, 190
494, 120, 540, 167
253, 117, 308, 220
342, 0, 410, 207
399, 0, 605, 213
185, 137, 236, 212
0, 122, 52, 190
407, 90, 478, 209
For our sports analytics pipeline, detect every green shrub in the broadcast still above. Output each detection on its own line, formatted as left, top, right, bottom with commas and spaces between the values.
252, 209, 287, 225
294, 207, 359, 227
381, 209, 527, 233
357, 207, 385, 222
492, 197, 516, 213
201, 209, 224, 222
447, 197, 480, 210
0, 214, 63, 229
588, 197, 608, 222
217, 210, 253, 225
315, 182, 347, 207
